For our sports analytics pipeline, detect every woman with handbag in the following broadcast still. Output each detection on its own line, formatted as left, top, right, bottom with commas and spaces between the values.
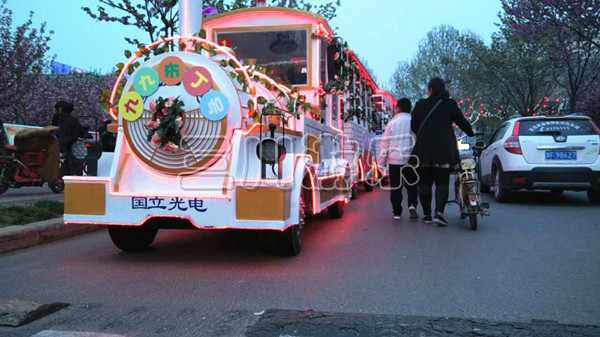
411, 77, 475, 226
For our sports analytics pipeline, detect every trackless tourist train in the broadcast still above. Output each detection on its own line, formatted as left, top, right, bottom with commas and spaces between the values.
63, 2, 396, 255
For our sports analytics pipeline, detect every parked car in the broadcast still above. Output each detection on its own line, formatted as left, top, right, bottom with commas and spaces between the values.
478, 115, 600, 203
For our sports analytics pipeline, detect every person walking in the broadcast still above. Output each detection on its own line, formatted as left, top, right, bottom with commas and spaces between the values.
411, 78, 474, 226
379, 98, 419, 220
58, 102, 84, 175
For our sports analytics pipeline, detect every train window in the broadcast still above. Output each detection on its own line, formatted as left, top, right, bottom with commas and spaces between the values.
320, 40, 327, 86
216, 29, 309, 86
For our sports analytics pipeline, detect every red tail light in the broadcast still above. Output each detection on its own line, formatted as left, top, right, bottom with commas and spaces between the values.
504, 121, 522, 154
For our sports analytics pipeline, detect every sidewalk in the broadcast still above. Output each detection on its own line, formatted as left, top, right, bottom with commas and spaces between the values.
0, 217, 103, 254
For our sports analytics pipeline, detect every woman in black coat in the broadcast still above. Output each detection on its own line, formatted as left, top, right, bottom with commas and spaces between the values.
411, 77, 474, 226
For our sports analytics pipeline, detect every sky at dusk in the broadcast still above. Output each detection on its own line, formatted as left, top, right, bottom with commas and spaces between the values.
6, 0, 503, 88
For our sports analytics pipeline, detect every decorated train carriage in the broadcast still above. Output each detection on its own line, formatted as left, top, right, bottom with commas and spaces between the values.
63, 5, 394, 255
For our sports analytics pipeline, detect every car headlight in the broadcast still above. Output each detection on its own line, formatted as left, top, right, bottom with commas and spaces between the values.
70, 140, 88, 161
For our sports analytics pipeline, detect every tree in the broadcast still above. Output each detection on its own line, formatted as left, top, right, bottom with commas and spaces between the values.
0, 0, 53, 124
461, 27, 558, 118
22, 73, 115, 127
83, 0, 341, 50
502, 0, 600, 49
501, 0, 600, 114
390, 25, 478, 102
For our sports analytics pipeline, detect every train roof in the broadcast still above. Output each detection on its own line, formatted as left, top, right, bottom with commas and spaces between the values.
203, 6, 388, 97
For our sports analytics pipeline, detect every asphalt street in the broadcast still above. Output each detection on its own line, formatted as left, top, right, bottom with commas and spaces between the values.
0, 187, 63, 204
0, 187, 599, 336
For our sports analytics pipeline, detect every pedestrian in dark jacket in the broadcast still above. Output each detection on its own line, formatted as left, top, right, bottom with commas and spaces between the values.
411, 77, 474, 226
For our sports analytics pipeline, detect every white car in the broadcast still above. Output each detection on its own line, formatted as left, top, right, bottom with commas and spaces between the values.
478, 115, 600, 203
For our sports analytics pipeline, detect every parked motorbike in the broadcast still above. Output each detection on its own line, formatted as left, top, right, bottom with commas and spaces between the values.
450, 133, 490, 230
0, 127, 64, 194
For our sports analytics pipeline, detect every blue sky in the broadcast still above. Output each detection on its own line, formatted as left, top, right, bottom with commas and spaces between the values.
6, 0, 502, 87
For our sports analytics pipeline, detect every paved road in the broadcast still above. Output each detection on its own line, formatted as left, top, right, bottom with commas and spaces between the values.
0, 187, 63, 204
0, 187, 599, 336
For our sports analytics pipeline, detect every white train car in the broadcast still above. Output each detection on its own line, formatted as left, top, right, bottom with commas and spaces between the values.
63, 6, 394, 255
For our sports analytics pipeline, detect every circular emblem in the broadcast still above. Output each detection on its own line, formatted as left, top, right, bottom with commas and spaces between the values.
158, 56, 185, 85
183, 66, 213, 96
133, 67, 159, 96
218, 38, 231, 48
200, 90, 229, 121
118, 91, 144, 121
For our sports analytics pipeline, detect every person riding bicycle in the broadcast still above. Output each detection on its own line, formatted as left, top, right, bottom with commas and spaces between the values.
411, 77, 475, 226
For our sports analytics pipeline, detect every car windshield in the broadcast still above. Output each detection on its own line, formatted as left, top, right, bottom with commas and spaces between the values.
216, 28, 309, 86
519, 119, 596, 136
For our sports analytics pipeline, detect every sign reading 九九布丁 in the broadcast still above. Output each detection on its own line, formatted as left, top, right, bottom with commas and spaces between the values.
131, 197, 207, 212
117, 55, 231, 122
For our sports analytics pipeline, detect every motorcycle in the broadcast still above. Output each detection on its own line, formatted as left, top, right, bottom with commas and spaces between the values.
0, 122, 103, 195
450, 133, 490, 230
0, 127, 64, 194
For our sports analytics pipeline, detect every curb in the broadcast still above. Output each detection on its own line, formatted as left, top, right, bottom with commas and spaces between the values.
0, 217, 103, 254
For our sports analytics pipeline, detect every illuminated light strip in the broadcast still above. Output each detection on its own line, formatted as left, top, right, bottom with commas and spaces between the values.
64, 175, 232, 200
108, 35, 257, 122
372, 160, 378, 179
64, 154, 313, 198
305, 166, 318, 215
317, 171, 346, 181
358, 157, 365, 182
319, 196, 349, 211
65, 215, 294, 232
240, 123, 260, 136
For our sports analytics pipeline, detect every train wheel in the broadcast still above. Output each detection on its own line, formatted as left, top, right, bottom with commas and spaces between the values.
108, 225, 158, 252
328, 199, 346, 219
277, 197, 305, 256
350, 183, 358, 200
364, 180, 374, 192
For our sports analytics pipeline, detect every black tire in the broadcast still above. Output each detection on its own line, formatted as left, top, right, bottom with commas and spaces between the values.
588, 189, 600, 204
469, 212, 478, 231
350, 183, 358, 200
493, 168, 510, 203
48, 179, 64, 193
328, 199, 345, 218
108, 225, 158, 252
277, 197, 305, 256
364, 180, 374, 192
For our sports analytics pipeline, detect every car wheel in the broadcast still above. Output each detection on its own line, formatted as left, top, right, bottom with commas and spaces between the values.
108, 225, 158, 252
588, 189, 600, 204
493, 168, 510, 203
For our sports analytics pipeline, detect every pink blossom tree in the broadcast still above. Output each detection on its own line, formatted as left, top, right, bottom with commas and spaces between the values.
0, 0, 53, 124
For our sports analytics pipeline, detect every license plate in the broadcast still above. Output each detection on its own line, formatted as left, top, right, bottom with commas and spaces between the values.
545, 151, 576, 160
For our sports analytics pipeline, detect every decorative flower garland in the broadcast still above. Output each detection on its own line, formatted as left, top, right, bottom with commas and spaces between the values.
146, 96, 185, 152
